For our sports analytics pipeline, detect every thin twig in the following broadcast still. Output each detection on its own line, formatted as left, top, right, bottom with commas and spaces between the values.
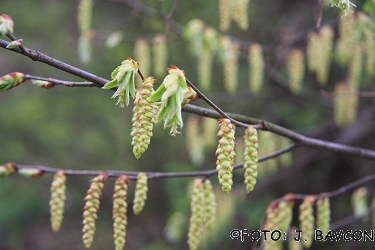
320, 89, 375, 98
12, 143, 296, 180
25, 75, 98, 87
165, 0, 180, 37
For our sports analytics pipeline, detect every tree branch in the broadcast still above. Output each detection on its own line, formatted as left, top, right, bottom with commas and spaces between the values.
25, 74, 97, 88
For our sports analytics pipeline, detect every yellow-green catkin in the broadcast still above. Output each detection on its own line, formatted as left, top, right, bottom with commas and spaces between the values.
233, 0, 250, 30
153, 34, 168, 78
131, 77, 158, 159
78, 30, 93, 64
133, 173, 148, 215
49, 170, 67, 233
316, 195, 330, 236
306, 32, 320, 72
221, 37, 240, 94
364, 28, 375, 77
351, 187, 368, 218
348, 44, 363, 91
299, 196, 315, 249
249, 43, 264, 94
186, 114, 205, 165
134, 38, 151, 87
335, 13, 356, 66
219, 0, 232, 32
203, 179, 216, 231
288, 228, 303, 250
216, 118, 236, 193
113, 175, 129, 250
263, 200, 292, 250
334, 81, 357, 126
82, 173, 107, 249
243, 125, 258, 193
287, 49, 305, 95
188, 179, 204, 250
203, 117, 218, 150
77, 0, 92, 33
316, 26, 334, 86
0, 162, 16, 178
198, 49, 213, 92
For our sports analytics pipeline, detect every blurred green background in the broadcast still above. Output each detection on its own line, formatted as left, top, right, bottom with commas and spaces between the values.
1, 0, 375, 249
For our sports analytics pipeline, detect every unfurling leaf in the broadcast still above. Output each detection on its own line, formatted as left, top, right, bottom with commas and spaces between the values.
150, 65, 195, 136
0, 162, 17, 177
102, 58, 139, 107
0, 72, 26, 93
0, 14, 14, 36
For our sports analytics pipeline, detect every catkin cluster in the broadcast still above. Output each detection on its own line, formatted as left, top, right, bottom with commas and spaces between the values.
0, 162, 17, 177
131, 77, 158, 159
216, 118, 236, 193
188, 179, 204, 250
243, 125, 258, 193
133, 172, 148, 215
287, 49, 305, 94
248, 43, 264, 94
351, 187, 368, 218
299, 196, 315, 249
49, 170, 67, 233
112, 175, 129, 250
82, 173, 107, 248
153, 34, 168, 77
316, 195, 330, 236
134, 39, 151, 87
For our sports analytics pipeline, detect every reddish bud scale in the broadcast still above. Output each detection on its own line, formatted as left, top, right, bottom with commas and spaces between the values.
0, 14, 14, 36
0, 162, 17, 177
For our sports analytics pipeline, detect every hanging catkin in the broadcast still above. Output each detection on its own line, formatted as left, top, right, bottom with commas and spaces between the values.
249, 43, 264, 94
112, 175, 129, 250
316, 26, 334, 86
216, 118, 236, 193
243, 125, 258, 193
335, 13, 356, 66
134, 39, 151, 87
299, 196, 315, 249
153, 34, 168, 78
219, 0, 232, 32
287, 49, 305, 95
188, 179, 204, 250
306, 32, 319, 73
49, 170, 66, 233
233, 0, 250, 30
221, 37, 240, 94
